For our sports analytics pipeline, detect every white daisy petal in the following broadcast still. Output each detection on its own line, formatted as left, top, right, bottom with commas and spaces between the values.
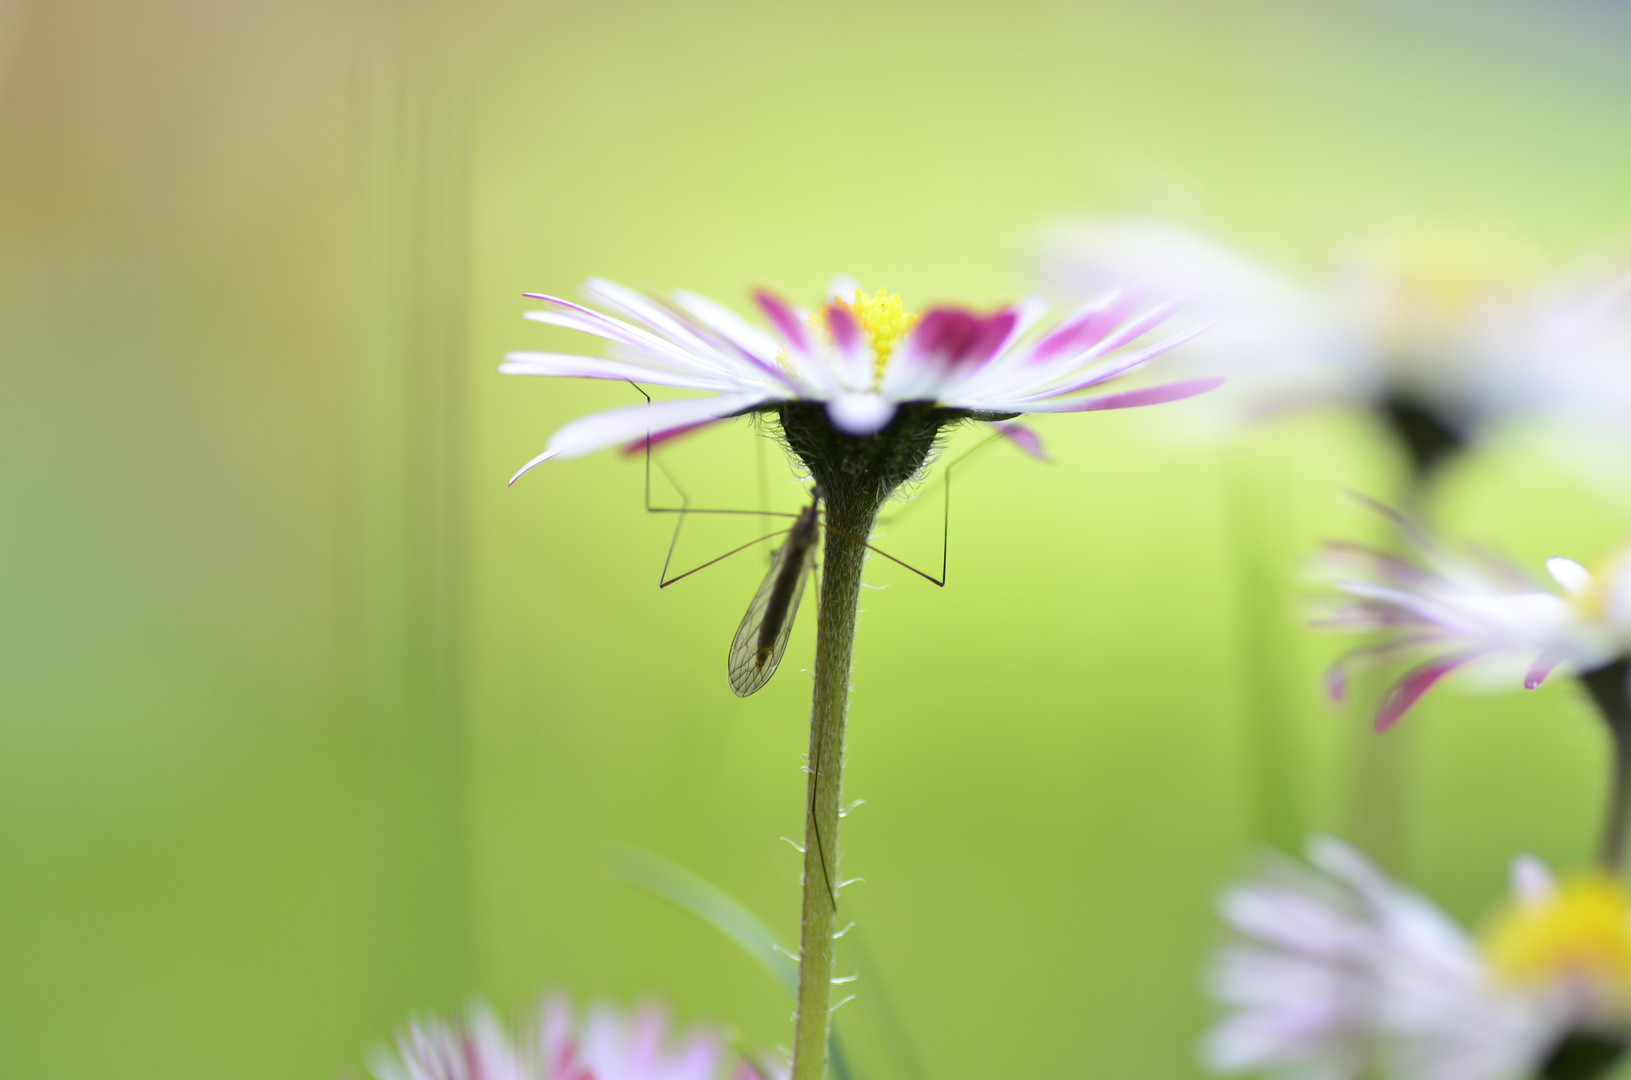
373, 993, 748, 1080
1205, 836, 1589, 1080
1039, 218, 1631, 483
1316, 503, 1630, 728
672, 290, 782, 365
503, 278, 1216, 481
1509, 856, 1555, 906
499, 352, 750, 393
826, 393, 896, 436
544, 391, 770, 460
1547, 556, 1593, 596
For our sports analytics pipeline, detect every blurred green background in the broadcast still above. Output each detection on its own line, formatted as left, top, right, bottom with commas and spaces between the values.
3, 0, 1631, 1076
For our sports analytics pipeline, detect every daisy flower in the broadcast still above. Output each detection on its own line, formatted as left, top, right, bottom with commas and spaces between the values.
371, 994, 764, 1080
1206, 836, 1631, 1080
1038, 219, 1631, 485
500, 278, 1221, 483
1316, 502, 1631, 732
501, 278, 1218, 1080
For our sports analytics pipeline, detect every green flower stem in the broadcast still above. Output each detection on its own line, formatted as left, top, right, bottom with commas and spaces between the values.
1583, 661, 1631, 873
1601, 731, 1631, 875
790, 498, 876, 1080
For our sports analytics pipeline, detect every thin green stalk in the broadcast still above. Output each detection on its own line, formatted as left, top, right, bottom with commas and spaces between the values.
1600, 731, 1631, 875
1339, 470, 1432, 873
1581, 660, 1631, 873
790, 499, 875, 1080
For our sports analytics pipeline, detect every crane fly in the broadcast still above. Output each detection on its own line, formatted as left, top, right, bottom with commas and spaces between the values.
618, 381, 1019, 697
727, 490, 822, 697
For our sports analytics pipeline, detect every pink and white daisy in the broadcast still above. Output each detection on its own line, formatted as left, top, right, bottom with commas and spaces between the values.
1207, 837, 1631, 1080
1039, 219, 1631, 482
500, 278, 1220, 482
1316, 503, 1631, 730
371, 994, 765, 1080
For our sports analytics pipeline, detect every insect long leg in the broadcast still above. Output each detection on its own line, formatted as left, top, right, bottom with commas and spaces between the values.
833, 429, 1013, 588
625, 380, 803, 586
808, 739, 838, 911
628, 380, 799, 520
820, 523, 945, 588
660, 528, 791, 588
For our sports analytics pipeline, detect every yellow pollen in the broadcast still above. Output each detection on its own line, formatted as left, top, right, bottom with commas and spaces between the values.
807, 288, 921, 384
1483, 876, 1631, 1006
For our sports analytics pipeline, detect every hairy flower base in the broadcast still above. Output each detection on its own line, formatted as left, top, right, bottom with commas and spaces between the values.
775, 400, 977, 516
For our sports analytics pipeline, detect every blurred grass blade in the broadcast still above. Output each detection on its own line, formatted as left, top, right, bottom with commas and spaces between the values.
613, 846, 798, 993
612, 847, 860, 1080
846, 923, 929, 1080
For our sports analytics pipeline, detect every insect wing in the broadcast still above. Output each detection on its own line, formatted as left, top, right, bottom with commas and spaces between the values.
727, 539, 813, 697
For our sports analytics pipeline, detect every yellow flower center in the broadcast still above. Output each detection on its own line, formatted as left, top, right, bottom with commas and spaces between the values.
1483, 876, 1631, 1011
1562, 544, 1631, 630
1359, 222, 1546, 357
806, 287, 920, 384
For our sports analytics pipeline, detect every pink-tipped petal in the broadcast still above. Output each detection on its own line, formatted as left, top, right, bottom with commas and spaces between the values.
993, 422, 1047, 460
619, 419, 722, 456
1375, 653, 1476, 732
1025, 375, 1225, 413
754, 290, 808, 353
1524, 652, 1563, 690
827, 302, 861, 352
1019, 320, 1215, 401
1325, 664, 1348, 704
508, 447, 562, 487
672, 290, 782, 365
1030, 290, 1141, 363
908, 307, 1017, 373
545, 391, 769, 461
1322, 634, 1446, 703
824, 303, 874, 389
1061, 295, 1186, 367
993, 298, 1049, 359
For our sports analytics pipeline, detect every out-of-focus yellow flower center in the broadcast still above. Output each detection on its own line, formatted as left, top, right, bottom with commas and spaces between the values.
807, 288, 920, 383
1359, 223, 1546, 355
1483, 876, 1631, 1009
1570, 546, 1631, 625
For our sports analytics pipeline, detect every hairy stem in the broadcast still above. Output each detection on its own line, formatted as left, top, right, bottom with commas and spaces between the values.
1582, 661, 1631, 873
790, 499, 876, 1080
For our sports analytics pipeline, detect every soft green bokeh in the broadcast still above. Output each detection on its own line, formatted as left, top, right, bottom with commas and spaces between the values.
3, 0, 1630, 1076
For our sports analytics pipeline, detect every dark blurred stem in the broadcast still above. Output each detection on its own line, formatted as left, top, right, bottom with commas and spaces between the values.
1602, 736, 1631, 875
1379, 395, 1464, 493
790, 499, 876, 1080
1541, 1033, 1628, 1080
1582, 661, 1631, 874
